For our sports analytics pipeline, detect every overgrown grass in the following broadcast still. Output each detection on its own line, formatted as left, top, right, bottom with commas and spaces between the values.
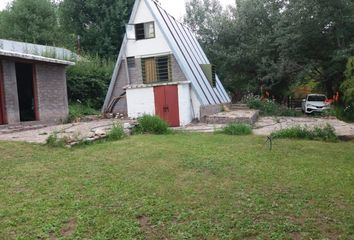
46, 132, 67, 147
247, 98, 302, 116
271, 124, 337, 142
67, 103, 99, 123
222, 123, 252, 135
107, 124, 126, 141
0, 134, 353, 239
133, 115, 170, 135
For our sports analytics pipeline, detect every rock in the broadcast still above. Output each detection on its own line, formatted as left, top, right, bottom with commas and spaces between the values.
94, 129, 106, 136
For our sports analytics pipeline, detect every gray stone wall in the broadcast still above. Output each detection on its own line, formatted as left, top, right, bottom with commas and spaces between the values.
171, 55, 188, 82
200, 104, 224, 119
1, 60, 20, 123
111, 61, 128, 114
36, 63, 69, 123
128, 58, 142, 85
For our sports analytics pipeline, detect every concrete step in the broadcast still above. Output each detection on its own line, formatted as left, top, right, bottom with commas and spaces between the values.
230, 104, 249, 110
204, 110, 259, 125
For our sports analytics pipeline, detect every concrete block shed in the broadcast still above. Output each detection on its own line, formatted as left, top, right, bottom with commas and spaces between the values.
103, 0, 231, 127
0, 40, 74, 125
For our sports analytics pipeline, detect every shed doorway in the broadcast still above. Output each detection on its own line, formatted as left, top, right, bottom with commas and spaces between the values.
15, 63, 38, 122
0, 62, 6, 125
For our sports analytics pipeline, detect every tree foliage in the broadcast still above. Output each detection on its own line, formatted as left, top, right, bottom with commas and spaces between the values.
0, 0, 60, 45
59, 0, 134, 58
184, 0, 354, 101
66, 55, 115, 109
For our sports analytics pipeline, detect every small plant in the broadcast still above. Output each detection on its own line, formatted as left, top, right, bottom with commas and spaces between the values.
46, 132, 67, 147
107, 124, 126, 141
133, 115, 170, 135
222, 123, 252, 135
271, 124, 337, 142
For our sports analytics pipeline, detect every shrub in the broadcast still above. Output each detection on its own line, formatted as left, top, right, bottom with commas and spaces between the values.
222, 123, 252, 135
271, 124, 337, 142
107, 124, 125, 141
46, 132, 67, 147
245, 96, 301, 117
67, 103, 99, 123
133, 115, 170, 135
66, 55, 115, 109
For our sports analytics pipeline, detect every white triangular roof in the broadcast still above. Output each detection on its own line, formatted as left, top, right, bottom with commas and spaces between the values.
103, 0, 230, 110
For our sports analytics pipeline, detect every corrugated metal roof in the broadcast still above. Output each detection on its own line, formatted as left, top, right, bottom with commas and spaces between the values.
0, 39, 76, 65
0, 49, 75, 65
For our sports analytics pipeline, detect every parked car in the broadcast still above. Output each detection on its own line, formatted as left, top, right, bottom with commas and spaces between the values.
302, 94, 330, 114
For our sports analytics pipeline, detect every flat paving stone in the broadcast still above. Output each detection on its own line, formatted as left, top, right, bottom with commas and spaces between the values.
0, 119, 134, 144
205, 110, 259, 124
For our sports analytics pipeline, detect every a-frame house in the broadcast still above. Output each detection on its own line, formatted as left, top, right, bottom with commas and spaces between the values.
103, 0, 230, 127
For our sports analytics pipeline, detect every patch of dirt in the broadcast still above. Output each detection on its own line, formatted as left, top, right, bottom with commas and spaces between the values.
137, 215, 169, 240
49, 231, 57, 240
289, 232, 302, 240
60, 218, 77, 237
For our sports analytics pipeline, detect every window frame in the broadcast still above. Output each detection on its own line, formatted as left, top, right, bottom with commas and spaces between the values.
135, 21, 156, 40
142, 55, 172, 84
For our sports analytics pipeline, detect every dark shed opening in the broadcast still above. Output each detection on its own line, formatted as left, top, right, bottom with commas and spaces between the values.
15, 63, 37, 122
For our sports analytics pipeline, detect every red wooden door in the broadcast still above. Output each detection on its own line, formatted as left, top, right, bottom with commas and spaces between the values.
154, 85, 180, 127
0, 62, 6, 125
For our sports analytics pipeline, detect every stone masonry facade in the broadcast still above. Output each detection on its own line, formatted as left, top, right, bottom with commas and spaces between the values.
0, 59, 69, 125
109, 54, 187, 114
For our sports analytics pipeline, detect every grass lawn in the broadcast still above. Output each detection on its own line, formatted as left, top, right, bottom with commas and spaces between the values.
0, 134, 353, 239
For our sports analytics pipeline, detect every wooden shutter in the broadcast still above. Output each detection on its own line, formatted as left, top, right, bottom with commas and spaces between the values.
144, 58, 157, 83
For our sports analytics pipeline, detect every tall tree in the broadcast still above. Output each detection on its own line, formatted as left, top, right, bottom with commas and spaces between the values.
59, 0, 134, 59
0, 0, 60, 45
184, 0, 354, 100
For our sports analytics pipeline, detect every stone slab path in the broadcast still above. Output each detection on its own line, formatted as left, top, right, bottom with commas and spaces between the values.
0, 119, 134, 144
253, 116, 354, 137
0, 116, 353, 144
181, 116, 354, 139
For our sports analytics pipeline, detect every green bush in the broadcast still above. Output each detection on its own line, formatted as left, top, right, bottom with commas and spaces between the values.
246, 97, 301, 117
107, 124, 126, 141
338, 56, 354, 121
66, 55, 115, 109
271, 124, 337, 142
222, 123, 252, 135
67, 103, 99, 123
46, 132, 66, 147
133, 115, 170, 135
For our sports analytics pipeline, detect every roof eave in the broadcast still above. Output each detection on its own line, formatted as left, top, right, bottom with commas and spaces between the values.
0, 50, 75, 66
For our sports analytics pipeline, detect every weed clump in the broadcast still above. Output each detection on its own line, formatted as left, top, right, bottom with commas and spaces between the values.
271, 124, 337, 142
133, 115, 170, 135
46, 132, 67, 147
222, 123, 252, 135
107, 124, 126, 141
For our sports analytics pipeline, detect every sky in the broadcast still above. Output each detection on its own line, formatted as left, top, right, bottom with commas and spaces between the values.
0, 0, 236, 19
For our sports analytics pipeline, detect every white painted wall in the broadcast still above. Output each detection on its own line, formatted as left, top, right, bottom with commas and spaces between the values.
191, 88, 202, 119
126, 0, 171, 57
178, 84, 193, 126
126, 87, 155, 118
